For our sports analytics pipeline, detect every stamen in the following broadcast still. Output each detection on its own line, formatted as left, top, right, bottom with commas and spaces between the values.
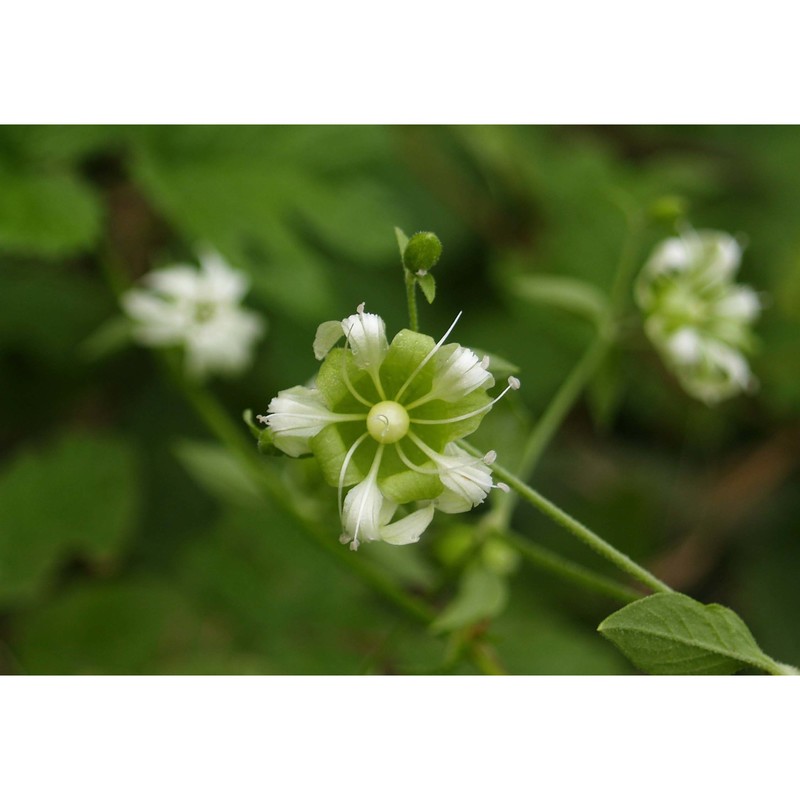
394, 311, 463, 403
410, 376, 520, 426
339, 334, 373, 408
338, 432, 370, 529
395, 440, 490, 475
351, 444, 384, 551
264, 411, 368, 424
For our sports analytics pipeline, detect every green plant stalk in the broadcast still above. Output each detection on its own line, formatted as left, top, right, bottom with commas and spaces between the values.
404, 270, 419, 332
461, 441, 673, 594
490, 335, 610, 530
177, 377, 435, 625
504, 531, 644, 604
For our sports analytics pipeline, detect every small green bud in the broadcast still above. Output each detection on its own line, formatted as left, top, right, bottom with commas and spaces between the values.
403, 232, 443, 274
649, 195, 688, 225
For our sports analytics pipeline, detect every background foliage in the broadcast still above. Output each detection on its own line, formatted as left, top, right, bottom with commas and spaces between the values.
0, 125, 798, 674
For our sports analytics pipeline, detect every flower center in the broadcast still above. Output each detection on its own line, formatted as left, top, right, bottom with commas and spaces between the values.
366, 401, 409, 444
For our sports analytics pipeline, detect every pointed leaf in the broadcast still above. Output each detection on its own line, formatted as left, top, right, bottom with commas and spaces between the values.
598, 592, 780, 675
417, 272, 437, 304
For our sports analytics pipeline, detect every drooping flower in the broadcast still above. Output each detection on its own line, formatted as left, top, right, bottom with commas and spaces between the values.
122, 249, 265, 379
261, 304, 516, 550
636, 229, 761, 404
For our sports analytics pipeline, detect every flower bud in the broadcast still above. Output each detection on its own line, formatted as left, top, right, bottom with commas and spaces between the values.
403, 232, 443, 274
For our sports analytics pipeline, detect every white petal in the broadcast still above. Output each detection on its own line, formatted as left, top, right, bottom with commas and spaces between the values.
342, 474, 385, 543
701, 231, 741, 280
715, 286, 761, 323
266, 386, 336, 456
184, 307, 264, 377
121, 289, 191, 345
313, 320, 345, 360
430, 345, 494, 402
144, 266, 201, 300
379, 504, 435, 546
646, 237, 691, 275
436, 443, 493, 514
342, 310, 388, 371
198, 249, 249, 304
667, 327, 703, 365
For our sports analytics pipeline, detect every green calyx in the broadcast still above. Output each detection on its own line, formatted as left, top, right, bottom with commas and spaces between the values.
308, 327, 491, 506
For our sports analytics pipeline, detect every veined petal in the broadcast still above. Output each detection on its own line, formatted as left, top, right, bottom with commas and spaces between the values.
265, 386, 339, 457
435, 443, 493, 514
428, 345, 494, 402
342, 471, 385, 544
342, 309, 388, 372
379, 504, 435, 545
313, 320, 345, 360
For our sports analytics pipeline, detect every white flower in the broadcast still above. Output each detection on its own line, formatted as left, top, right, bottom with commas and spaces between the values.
122, 249, 264, 379
263, 304, 518, 550
636, 229, 761, 404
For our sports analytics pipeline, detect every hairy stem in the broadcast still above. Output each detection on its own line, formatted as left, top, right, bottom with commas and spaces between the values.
504, 531, 644, 604
404, 270, 419, 332
462, 442, 673, 594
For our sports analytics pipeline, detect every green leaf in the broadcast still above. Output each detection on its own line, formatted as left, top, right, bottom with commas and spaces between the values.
173, 440, 265, 509
417, 272, 437, 304
0, 433, 139, 606
512, 274, 609, 325
0, 169, 102, 256
598, 593, 782, 675
403, 231, 443, 273
394, 226, 409, 257
79, 316, 134, 362
431, 562, 508, 633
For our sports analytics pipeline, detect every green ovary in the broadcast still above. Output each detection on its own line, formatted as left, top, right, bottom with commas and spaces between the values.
366, 401, 410, 444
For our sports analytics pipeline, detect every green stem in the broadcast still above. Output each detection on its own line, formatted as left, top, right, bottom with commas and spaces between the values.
489, 335, 610, 530
766, 660, 800, 676
462, 441, 672, 594
178, 377, 435, 625
405, 271, 419, 332
504, 531, 644, 604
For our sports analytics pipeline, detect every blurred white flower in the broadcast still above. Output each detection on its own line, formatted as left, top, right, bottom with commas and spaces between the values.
636, 229, 761, 404
122, 250, 265, 379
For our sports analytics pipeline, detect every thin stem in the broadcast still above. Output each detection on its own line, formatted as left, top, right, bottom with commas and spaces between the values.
504, 531, 644, 604
460, 441, 673, 594
405, 270, 419, 332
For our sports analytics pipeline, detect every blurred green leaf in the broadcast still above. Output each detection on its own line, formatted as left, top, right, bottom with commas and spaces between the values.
173, 440, 265, 509
13, 579, 211, 674
431, 562, 508, 633
0, 433, 139, 606
511, 273, 609, 324
0, 168, 102, 256
598, 593, 780, 675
